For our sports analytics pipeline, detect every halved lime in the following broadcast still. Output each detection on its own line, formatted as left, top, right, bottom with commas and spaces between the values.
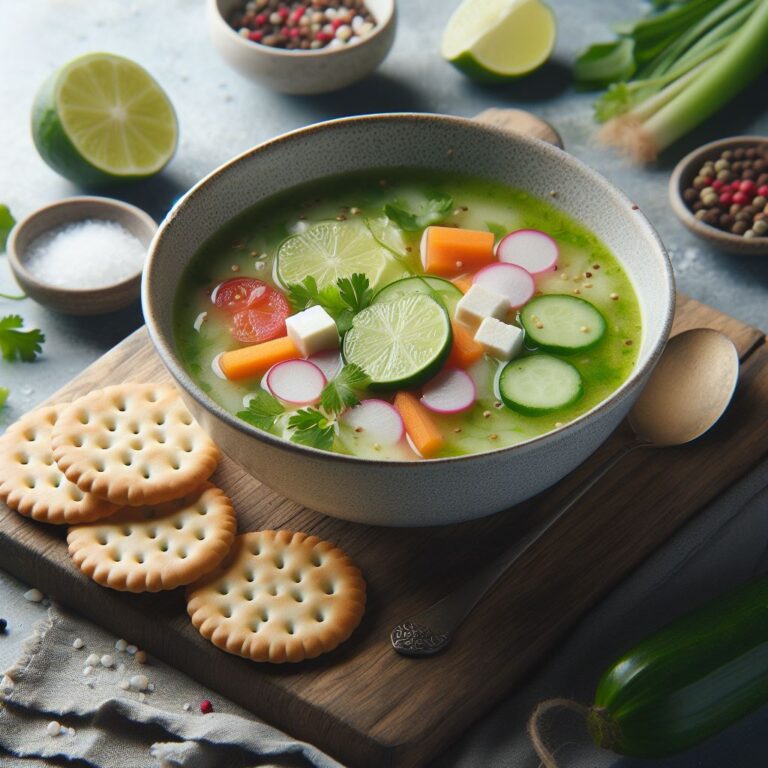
373, 275, 464, 315
442, 0, 556, 82
277, 219, 393, 290
343, 294, 452, 390
31, 53, 178, 186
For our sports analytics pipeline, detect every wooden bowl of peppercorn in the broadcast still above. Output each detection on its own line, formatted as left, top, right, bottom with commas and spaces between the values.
207, 0, 396, 94
669, 136, 768, 256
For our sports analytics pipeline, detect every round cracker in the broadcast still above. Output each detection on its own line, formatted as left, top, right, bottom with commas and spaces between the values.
186, 531, 366, 664
67, 482, 236, 592
51, 383, 220, 507
0, 404, 118, 524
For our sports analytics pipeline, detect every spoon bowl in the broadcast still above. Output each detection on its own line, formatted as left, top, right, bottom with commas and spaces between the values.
629, 329, 739, 446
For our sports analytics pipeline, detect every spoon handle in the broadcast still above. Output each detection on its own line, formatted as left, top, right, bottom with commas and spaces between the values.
391, 439, 647, 657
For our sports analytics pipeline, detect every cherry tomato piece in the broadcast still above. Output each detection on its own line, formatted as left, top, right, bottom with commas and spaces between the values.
230, 289, 291, 344
212, 278, 268, 313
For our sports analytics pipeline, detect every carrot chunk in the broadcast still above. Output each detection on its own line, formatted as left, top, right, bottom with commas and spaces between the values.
219, 336, 299, 381
421, 227, 495, 277
447, 320, 485, 369
394, 391, 444, 458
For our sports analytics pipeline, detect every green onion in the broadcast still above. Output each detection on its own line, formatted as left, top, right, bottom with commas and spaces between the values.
576, 0, 768, 162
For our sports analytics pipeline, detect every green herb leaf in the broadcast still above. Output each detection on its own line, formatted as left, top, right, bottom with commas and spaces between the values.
288, 408, 335, 451
286, 276, 347, 316
574, 38, 636, 88
485, 222, 509, 241
236, 390, 284, 431
594, 82, 636, 122
385, 192, 454, 232
320, 363, 371, 415
0, 204, 15, 253
0, 387, 8, 408
336, 273, 373, 314
0, 315, 45, 362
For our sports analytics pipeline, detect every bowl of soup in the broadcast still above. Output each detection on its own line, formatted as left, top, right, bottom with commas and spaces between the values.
143, 114, 674, 526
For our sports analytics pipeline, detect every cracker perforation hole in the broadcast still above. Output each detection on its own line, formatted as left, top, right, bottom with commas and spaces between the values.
155, 415, 166, 426
96, 461, 106, 473
69, 488, 84, 502
218, 584, 230, 595
97, 534, 108, 545
16, 452, 29, 465
323, 583, 335, 595
23, 430, 35, 442
141, 466, 151, 480
136, 554, 145, 564
245, 570, 255, 583
78, 411, 90, 425
25, 476, 35, 489
121, 526, 132, 536
114, 551, 123, 562
291, 571, 302, 584
181, 414, 193, 426
116, 398, 127, 412
291, 590, 304, 603
310, 553, 322, 567
173, 519, 184, 530
148, 528, 158, 539
156, 434, 167, 445
285, 622, 295, 635
314, 610, 325, 622
159, 541, 169, 552
267, 584, 278, 596
194, 528, 205, 541
221, 606, 232, 618
73, 436, 84, 448
249, 543, 261, 556
274, 555, 285, 569
147, 390, 159, 403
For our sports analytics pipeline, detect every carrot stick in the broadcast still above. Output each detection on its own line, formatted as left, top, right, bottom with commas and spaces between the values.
422, 227, 495, 277
219, 336, 299, 381
447, 320, 484, 369
394, 391, 444, 458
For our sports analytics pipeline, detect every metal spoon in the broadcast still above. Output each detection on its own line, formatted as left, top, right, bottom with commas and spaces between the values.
391, 329, 740, 657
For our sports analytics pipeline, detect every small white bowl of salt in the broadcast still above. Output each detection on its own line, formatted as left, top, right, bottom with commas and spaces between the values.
7, 197, 157, 315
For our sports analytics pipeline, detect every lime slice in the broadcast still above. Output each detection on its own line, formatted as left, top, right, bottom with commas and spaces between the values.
442, 0, 556, 81
277, 219, 393, 290
373, 275, 464, 315
31, 53, 178, 186
343, 294, 452, 390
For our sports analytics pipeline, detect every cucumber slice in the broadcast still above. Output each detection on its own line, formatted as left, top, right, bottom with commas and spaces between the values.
343, 294, 452, 390
499, 355, 582, 415
373, 275, 464, 314
520, 295, 606, 353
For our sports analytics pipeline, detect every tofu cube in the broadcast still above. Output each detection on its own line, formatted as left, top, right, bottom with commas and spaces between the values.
285, 305, 339, 357
455, 284, 510, 330
474, 317, 524, 361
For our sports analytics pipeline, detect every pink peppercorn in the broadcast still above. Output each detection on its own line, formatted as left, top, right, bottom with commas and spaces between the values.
331, 18, 344, 29
248, 30, 263, 41
254, 13, 268, 25
759, 185, 768, 197
719, 192, 733, 206
291, 7, 305, 22
315, 31, 332, 41
288, 27, 301, 37
702, 176, 714, 186
200, 700, 213, 714
740, 180, 757, 195
732, 192, 749, 206
278, 6, 289, 19
731, 180, 742, 190
712, 179, 724, 191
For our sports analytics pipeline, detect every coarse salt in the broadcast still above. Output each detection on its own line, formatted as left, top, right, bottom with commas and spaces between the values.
46, 721, 61, 736
72, 638, 84, 649
100, 654, 114, 668
24, 219, 146, 290
23, 588, 44, 602
85, 653, 99, 667
115, 639, 128, 652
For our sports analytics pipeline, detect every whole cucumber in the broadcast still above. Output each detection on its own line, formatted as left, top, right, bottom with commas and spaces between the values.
588, 576, 768, 756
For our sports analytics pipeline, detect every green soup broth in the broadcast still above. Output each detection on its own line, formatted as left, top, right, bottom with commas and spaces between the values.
174, 169, 641, 461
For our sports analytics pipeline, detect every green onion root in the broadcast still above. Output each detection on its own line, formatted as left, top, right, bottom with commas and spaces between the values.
527, 698, 594, 767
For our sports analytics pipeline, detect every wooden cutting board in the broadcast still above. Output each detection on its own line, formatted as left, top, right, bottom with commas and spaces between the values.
1, 294, 766, 768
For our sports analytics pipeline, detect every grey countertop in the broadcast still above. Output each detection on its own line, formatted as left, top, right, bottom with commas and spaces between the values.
1, 0, 767, 765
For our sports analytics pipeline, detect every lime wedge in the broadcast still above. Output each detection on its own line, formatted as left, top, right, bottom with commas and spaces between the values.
277, 219, 393, 290
442, 0, 556, 81
32, 53, 178, 186
342, 294, 452, 389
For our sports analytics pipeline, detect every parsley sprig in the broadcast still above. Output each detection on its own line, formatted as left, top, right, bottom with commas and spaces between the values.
286, 273, 373, 335
0, 204, 15, 253
0, 315, 45, 362
384, 192, 453, 232
235, 363, 370, 452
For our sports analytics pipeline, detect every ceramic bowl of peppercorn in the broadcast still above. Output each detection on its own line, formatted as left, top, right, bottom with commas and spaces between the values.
207, 0, 396, 94
669, 136, 768, 256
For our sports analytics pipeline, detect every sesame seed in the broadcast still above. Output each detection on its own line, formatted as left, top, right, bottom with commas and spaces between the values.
350, 207, 362, 215
447, 148, 455, 157
580, 326, 589, 333
453, 427, 462, 433
560, 273, 569, 280
555, 422, 563, 428
336, 215, 347, 221
610, 293, 619, 300
373, 442, 381, 451
489, 433, 498, 440
483, 410, 491, 418
549, 190, 558, 197
354, 426, 363, 433
593, 264, 601, 270
231, 264, 240, 272
494, 401, 503, 409
453, 208, 462, 216
625, 339, 633, 346
535, 322, 544, 329
583, 283, 592, 288
573, 288, 581, 295
585, 271, 592, 278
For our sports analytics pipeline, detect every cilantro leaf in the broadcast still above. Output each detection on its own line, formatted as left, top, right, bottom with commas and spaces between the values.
336, 273, 372, 314
0, 387, 8, 408
485, 222, 509, 241
0, 204, 15, 253
320, 363, 370, 415
0, 315, 45, 362
385, 192, 454, 232
288, 408, 335, 451
236, 390, 284, 431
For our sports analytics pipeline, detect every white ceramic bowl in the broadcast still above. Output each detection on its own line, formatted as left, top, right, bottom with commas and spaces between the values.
143, 114, 674, 527
207, 0, 397, 94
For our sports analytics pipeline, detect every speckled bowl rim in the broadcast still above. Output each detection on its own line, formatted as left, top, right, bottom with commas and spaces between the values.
209, 0, 396, 58
668, 135, 768, 255
8, 196, 156, 296
143, 112, 675, 468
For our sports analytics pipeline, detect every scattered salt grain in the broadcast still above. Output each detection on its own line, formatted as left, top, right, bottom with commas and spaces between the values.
100, 654, 114, 668
119, 679, 130, 690
126, 644, 138, 655
24, 219, 146, 290
148, 683, 155, 692
83, 667, 93, 677
46, 721, 61, 736
135, 650, 148, 664
72, 638, 84, 649
130, 674, 149, 691
139, 692, 146, 703
1, 675, 15, 693
67, 727, 76, 737
85, 653, 99, 667
183, 702, 192, 712
23, 588, 44, 602
115, 638, 128, 652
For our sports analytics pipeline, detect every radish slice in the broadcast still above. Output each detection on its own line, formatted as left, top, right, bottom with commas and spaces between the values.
342, 399, 404, 446
308, 349, 343, 381
266, 360, 326, 405
420, 369, 476, 414
496, 229, 559, 274
472, 263, 535, 309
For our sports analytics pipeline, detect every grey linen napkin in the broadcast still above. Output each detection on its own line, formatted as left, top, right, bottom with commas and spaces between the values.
0, 607, 342, 768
